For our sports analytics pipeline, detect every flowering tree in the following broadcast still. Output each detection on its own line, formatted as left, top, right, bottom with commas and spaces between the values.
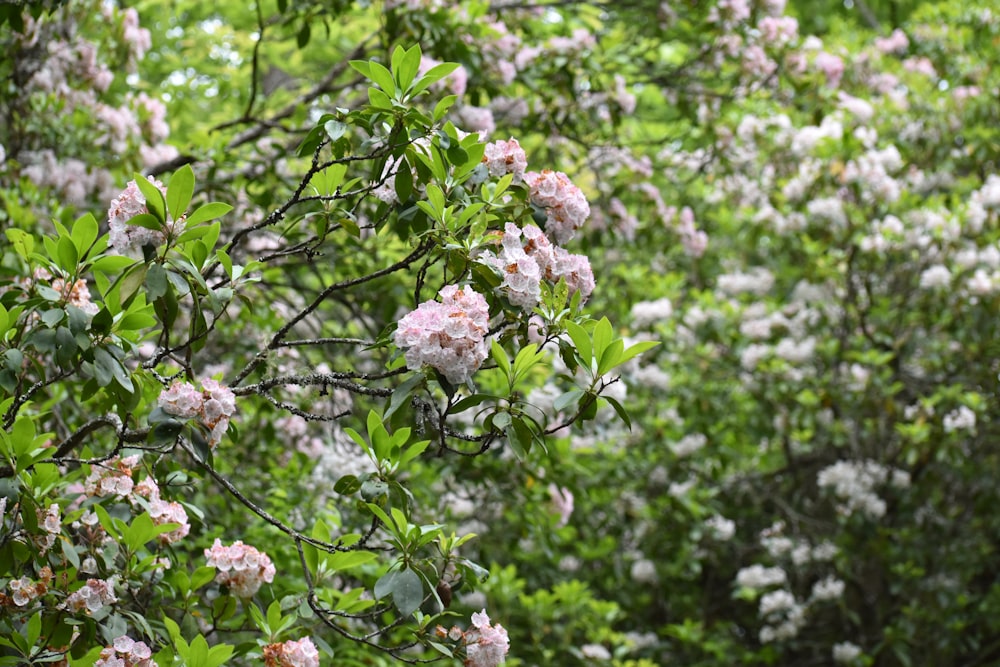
2, 0, 1000, 666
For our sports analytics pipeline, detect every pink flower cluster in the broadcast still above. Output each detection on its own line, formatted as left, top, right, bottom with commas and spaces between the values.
84, 455, 141, 498
482, 138, 528, 182
62, 577, 118, 614
491, 224, 544, 308
95, 635, 157, 667
263, 637, 320, 667
204, 539, 276, 598
489, 223, 595, 308
464, 609, 511, 667
158, 378, 237, 448
524, 170, 591, 245
134, 477, 190, 545
394, 285, 491, 384
107, 177, 183, 254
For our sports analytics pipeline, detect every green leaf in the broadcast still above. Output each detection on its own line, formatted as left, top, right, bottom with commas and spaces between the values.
133, 175, 166, 223
384, 372, 423, 422
597, 338, 624, 377
432, 95, 458, 122
367, 61, 396, 96
619, 340, 660, 364
450, 393, 495, 414
57, 234, 79, 271
6, 228, 34, 259
411, 63, 459, 97
593, 317, 613, 364
394, 157, 413, 202
334, 474, 362, 496
296, 21, 310, 48
565, 320, 592, 368
391, 568, 423, 617
167, 164, 195, 223
368, 87, 393, 110
397, 44, 422, 93
326, 550, 378, 571
71, 213, 99, 257
349, 60, 372, 79
604, 395, 632, 430
553, 389, 585, 413
146, 263, 168, 301
324, 119, 347, 142
25, 610, 41, 647
185, 203, 232, 226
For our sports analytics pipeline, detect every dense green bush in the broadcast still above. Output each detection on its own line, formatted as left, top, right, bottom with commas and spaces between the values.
1, 1, 998, 665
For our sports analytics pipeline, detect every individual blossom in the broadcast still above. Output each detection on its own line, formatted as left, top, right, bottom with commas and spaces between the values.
482, 138, 528, 182
464, 609, 510, 667
524, 170, 590, 244
95, 635, 157, 667
62, 577, 118, 614
263, 637, 320, 667
393, 285, 491, 385
204, 539, 276, 598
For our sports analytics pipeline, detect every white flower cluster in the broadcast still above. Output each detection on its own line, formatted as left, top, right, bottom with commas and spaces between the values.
816, 459, 909, 519
705, 514, 736, 541
810, 575, 846, 602
717, 267, 775, 296
62, 577, 119, 613
630, 297, 673, 328
832, 641, 863, 663
758, 589, 807, 643
735, 564, 788, 589
942, 405, 976, 433
672, 432, 707, 457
